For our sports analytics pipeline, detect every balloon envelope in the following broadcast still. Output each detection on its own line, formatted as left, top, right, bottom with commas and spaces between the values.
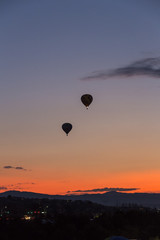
62, 123, 72, 136
81, 94, 93, 108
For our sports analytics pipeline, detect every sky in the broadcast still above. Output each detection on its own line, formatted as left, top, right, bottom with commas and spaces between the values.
1, 0, 160, 195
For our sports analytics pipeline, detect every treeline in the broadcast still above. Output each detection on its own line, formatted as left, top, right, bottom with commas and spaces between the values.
0, 196, 160, 239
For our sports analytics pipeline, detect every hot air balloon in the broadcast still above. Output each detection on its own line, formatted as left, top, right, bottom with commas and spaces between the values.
81, 94, 93, 109
62, 123, 72, 136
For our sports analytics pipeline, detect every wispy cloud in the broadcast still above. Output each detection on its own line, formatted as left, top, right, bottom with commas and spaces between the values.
67, 187, 139, 194
3, 166, 27, 171
15, 167, 26, 170
0, 186, 7, 190
0, 182, 36, 192
3, 166, 13, 169
82, 57, 160, 80
17, 182, 35, 185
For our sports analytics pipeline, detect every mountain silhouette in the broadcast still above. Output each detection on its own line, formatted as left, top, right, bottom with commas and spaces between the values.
1, 190, 160, 208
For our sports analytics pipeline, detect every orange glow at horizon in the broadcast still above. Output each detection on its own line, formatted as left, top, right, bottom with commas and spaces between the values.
1, 170, 160, 195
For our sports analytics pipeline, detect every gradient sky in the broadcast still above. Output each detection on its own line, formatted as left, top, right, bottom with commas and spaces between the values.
1, 0, 160, 194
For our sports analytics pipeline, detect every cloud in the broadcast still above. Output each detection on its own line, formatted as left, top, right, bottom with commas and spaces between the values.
3, 166, 13, 169
0, 182, 36, 192
0, 186, 7, 190
3, 166, 27, 171
15, 167, 26, 171
82, 57, 160, 80
17, 182, 35, 185
67, 187, 140, 194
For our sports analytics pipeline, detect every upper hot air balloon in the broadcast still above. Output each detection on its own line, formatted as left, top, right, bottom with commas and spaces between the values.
81, 94, 93, 109
62, 123, 72, 136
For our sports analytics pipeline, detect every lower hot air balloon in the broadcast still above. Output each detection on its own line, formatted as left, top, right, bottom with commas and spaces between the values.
81, 94, 93, 109
62, 123, 72, 136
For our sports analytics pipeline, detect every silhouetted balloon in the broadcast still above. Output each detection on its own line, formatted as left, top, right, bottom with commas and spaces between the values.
62, 123, 72, 136
81, 94, 93, 109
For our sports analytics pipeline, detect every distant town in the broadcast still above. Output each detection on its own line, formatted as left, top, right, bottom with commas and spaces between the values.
0, 194, 160, 239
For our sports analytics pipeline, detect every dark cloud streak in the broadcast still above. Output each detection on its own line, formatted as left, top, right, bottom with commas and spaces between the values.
15, 167, 26, 171
3, 166, 27, 171
82, 57, 160, 80
0, 183, 36, 192
67, 187, 139, 194
0, 186, 7, 190
3, 166, 13, 169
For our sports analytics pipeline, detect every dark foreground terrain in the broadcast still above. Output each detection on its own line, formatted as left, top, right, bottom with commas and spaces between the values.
0, 196, 160, 240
